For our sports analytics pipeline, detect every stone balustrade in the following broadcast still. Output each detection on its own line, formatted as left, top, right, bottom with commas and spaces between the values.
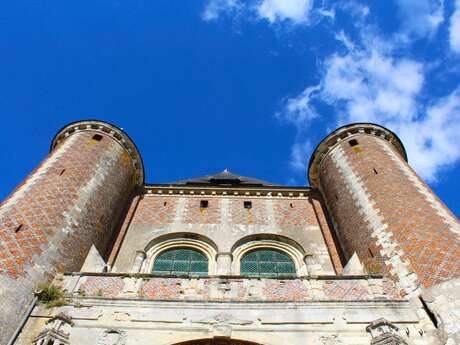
60, 273, 402, 302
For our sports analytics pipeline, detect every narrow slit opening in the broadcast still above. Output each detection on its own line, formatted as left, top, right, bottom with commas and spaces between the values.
15, 224, 23, 233
419, 296, 438, 328
59, 169, 66, 176
373, 168, 378, 174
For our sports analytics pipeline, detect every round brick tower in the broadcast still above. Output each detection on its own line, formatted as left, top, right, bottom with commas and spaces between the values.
309, 123, 460, 297
0, 120, 143, 344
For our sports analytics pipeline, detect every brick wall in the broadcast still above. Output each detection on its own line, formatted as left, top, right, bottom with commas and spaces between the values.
230, 198, 267, 225
0, 129, 137, 344
183, 197, 222, 224
132, 197, 177, 225
125, 195, 333, 228
273, 199, 317, 226
318, 134, 460, 294
111, 193, 340, 275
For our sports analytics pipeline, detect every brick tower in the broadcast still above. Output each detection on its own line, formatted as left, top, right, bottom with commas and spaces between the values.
308, 123, 460, 296
0, 120, 143, 344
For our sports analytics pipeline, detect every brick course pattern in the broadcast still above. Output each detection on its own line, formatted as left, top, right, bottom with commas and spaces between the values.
183, 198, 221, 224
141, 277, 182, 299
78, 276, 124, 298
73, 275, 401, 301
318, 134, 460, 292
322, 280, 372, 300
273, 199, 317, 227
0, 130, 136, 344
131, 197, 177, 225
262, 279, 310, 301
230, 198, 268, 225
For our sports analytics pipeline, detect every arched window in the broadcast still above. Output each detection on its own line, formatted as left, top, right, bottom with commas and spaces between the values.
152, 247, 208, 276
240, 248, 296, 277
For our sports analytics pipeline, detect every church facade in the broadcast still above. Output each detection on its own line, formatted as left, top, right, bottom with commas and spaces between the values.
0, 120, 459, 345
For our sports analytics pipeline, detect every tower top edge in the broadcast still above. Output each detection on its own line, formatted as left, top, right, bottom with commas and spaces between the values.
307, 122, 407, 187
50, 119, 145, 186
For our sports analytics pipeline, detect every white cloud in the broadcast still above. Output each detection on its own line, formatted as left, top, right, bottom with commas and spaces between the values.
281, 40, 460, 182
450, 0, 460, 52
334, 30, 355, 50
321, 49, 424, 123
395, 0, 444, 38
202, 0, 314, 24
289, 140, 313, 172
276, 86, 320, 127
201, 0, 460, 182
317, 7, 335, 21
257, 0, 313, 24
202, 0, 241, 21
338, 1, 369, 19
396, 88, 460, 181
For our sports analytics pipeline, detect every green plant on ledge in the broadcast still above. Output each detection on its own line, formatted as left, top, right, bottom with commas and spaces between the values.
366, 262, 383, 275
36, 283, 67, 308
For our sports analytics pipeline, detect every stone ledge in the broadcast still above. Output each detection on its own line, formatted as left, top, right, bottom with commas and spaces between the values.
59, 275, 401, 303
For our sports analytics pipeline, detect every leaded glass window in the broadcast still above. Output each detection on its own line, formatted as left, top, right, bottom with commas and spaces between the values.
240, 248, 296, 277
152, 247, 208, 276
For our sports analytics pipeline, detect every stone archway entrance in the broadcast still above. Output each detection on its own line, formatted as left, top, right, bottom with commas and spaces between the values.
175, 340, 263, 345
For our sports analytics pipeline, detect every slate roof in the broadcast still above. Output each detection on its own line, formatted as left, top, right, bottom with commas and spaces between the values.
169, 169, 280, 187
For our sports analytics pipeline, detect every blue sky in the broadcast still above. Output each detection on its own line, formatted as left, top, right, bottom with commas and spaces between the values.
0, 0, 459, 216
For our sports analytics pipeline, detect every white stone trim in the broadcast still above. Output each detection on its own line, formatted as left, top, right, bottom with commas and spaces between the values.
232, 240, 308, 277
143, 238, 217, 275
173, 197, 187, 224
329, 146, 419, 296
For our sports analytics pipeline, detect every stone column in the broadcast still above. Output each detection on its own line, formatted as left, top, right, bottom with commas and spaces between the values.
216, 253, 233, 275
131, 251, 147, 273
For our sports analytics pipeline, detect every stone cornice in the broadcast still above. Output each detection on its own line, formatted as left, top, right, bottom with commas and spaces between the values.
51, 120, 144, 186
308, 123, 407, 187
142, 184, 313, 198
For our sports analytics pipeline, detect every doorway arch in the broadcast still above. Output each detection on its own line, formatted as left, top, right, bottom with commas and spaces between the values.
174, 340, 263, 345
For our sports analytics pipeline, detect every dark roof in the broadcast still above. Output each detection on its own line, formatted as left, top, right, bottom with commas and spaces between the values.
168, 169, 280, 187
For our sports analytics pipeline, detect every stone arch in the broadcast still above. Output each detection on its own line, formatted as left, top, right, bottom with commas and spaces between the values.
231, 234, 308, 276
142, 232, 218, 274
171, 339, 263, 345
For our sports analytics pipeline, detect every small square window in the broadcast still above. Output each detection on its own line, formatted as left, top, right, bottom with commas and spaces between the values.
92, 134, 103, 141
200, 200, 208, 208
244, 201, 252, 209
349, 139, 359, 147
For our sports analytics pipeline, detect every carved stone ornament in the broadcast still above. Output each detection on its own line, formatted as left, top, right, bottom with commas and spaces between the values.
195, 313, 253, 326
319, 335, 343, 345
32, 313, 74, 345
97, 329, 127, 345
366, 318, 408, 345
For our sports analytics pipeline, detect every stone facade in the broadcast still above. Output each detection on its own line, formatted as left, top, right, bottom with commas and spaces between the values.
2, 121, 459, 345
